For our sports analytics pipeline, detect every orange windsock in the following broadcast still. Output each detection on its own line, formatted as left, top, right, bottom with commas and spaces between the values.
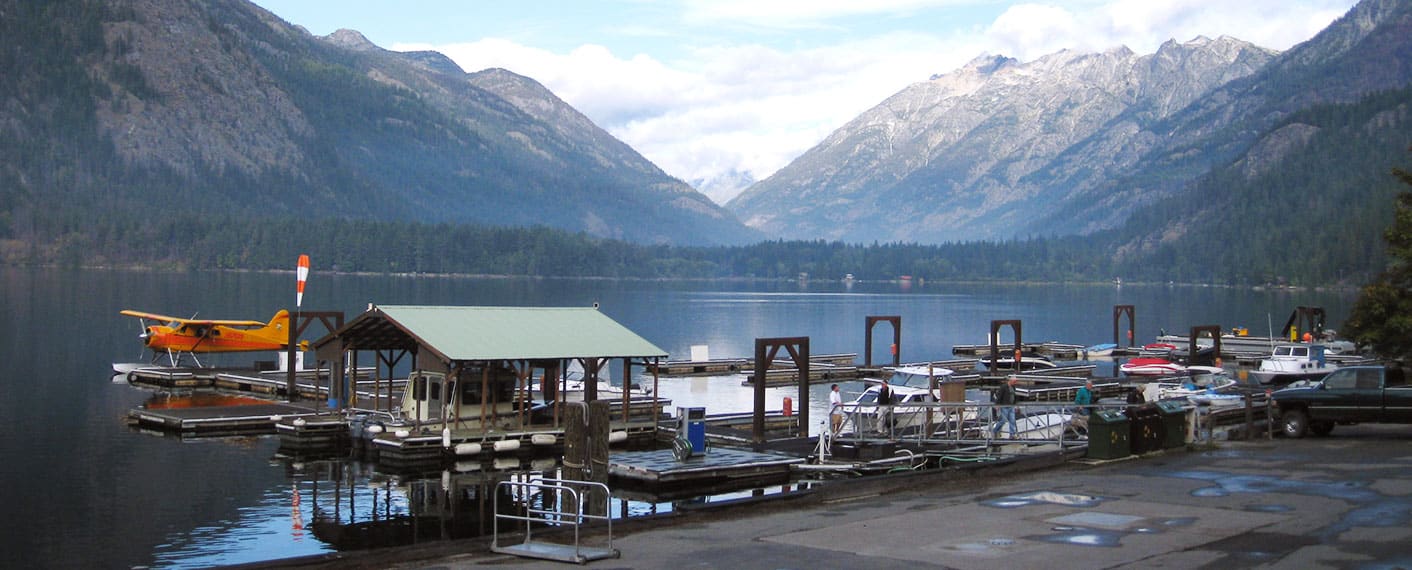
296, 254, 310, 307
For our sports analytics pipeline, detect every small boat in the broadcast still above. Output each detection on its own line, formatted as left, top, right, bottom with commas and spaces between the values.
989, 410, 1078, 440
1248, 344, 1338, 387
1138, 343, 1179, 357
1188, 392, 1244, 407
112, 362, 158, 375
849, 366, 959, 435
1140, 369, 1236, 402
1083, 343, 1117, 358
1120, 357, 1185, 376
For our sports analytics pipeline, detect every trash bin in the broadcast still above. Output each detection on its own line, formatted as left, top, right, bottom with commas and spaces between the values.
1155, 400, 1188, 448
1087, 409, 1131, 460
677, 406, 706, 454
1126, 403, 1165, 455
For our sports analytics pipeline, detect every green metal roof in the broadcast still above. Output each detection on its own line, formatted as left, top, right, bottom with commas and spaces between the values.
374, 305, 667, 362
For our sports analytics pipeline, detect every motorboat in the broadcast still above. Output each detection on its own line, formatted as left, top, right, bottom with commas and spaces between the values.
848, 366, 959, 435
1248, 344, 1338, 387
1138, 343, 1178, 357
1120, 357, 1185, 376
1083, 343, 1117, 358
989, 410, 1079, 440
1188, 392, 1244, 407
1140, 367, 1236, 402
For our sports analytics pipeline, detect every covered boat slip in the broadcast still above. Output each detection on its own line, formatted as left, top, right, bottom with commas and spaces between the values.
298, 305, 670, 461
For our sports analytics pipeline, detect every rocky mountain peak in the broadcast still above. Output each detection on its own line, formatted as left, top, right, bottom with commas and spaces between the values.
727, 34, 1279, 243
324, 28, 377, 51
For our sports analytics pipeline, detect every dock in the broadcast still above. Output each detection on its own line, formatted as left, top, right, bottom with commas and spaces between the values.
609, 447, 804, 486
128, 400, 321, 436
951, 341, 1086, 359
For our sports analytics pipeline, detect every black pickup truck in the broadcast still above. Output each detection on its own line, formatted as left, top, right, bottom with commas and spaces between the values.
1272, 365, 1412, 437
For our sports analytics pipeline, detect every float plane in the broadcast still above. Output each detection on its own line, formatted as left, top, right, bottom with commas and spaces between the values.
118, 309, 303, 368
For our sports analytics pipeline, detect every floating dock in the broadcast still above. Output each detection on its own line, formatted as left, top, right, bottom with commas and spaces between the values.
609, 447, 803, 486
128, 400, 321, 436
951, 342, 1085, 359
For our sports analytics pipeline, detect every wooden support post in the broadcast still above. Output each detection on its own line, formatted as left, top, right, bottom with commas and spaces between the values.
1113, 305, 1136, 348
588, 400, 610, 516
865, 316, 902, 367
564, 403, 587, 482
753, 336, 810, 444
989, 320, 1022, 373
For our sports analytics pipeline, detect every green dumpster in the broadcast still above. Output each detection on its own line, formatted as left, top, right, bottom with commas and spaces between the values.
1156, 400, 1187, 448
1087, 409, 1131, 460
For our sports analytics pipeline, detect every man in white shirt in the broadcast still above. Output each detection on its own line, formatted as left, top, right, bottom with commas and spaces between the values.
829, 384, 844, 434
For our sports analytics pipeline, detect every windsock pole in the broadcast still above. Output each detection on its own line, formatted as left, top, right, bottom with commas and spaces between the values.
288, 254, 310, 402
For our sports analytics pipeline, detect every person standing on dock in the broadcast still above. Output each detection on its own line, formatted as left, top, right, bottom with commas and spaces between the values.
1073, 380, 1094, 430
829, 384, 844, 434
876, 379, 893, 434
993, 376, 1019, 439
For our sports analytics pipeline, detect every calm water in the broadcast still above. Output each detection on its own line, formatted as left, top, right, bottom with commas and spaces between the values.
0, 267, 1356, 568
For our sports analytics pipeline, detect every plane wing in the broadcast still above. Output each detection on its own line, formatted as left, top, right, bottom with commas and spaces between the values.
120, 310, 266, 327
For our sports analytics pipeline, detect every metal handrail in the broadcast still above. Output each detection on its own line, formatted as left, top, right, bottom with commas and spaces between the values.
836, 401, 1121, 448
492, 477, 615, 563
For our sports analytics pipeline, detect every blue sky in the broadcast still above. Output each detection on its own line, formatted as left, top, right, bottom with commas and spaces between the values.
250, 0, 1359, 203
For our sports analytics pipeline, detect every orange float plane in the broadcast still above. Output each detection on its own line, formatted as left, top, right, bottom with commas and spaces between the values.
119, 309, 299, 366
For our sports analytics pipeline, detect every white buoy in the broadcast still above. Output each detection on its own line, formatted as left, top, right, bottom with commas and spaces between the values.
454, 460, 482, 473
292, 418, 306, 427
366, 424, 384, 434
530, 457, 557, 472
454, 442, 482, 456
441, 427, 452, 448
531, 433, 557, 446
493, 439, 521, 453
494, 457, 521, 470
608, 430, 628, 443
395, 429, 411, 438
269, 415, 283, 422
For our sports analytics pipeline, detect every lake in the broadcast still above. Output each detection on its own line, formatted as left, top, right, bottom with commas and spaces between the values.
0, 267, 1356, 568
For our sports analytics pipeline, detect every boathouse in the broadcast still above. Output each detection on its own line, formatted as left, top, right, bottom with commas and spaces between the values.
307, 305, 668, 461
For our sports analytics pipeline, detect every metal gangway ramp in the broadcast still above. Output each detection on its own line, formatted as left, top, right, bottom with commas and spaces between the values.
492, 477, 619, 564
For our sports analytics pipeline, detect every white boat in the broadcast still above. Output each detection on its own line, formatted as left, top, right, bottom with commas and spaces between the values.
1138, 343, 1179, 357
1188, 393, 1244, 407
1140, 370, 1237, 402
849, 366, 959, 434
1247, 344, 1338, 387
112, 362, 158, 375
989, 411, 1078, 440
1120, 357, 1186, 376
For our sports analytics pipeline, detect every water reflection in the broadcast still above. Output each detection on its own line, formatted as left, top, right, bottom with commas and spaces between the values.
149, 454, 822, 561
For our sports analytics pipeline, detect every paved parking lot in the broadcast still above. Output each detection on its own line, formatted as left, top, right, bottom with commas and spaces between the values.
284, 425, 1412, 569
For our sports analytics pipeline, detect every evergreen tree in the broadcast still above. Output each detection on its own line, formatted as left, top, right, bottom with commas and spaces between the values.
1344, 149, 1412, 358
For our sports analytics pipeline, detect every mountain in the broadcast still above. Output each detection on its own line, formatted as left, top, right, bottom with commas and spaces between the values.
729, 0, 1412, 256
727, 37, 1276, 243
0, 0, 756, 248
1106, 0, 1412, 284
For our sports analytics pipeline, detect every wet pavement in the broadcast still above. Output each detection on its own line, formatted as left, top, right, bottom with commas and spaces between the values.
279, 424, 1412, 569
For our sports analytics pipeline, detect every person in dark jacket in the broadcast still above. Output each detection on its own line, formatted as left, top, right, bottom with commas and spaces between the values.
993, 376, 1019, 438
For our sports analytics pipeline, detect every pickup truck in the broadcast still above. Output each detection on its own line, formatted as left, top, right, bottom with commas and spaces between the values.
1272, 365, 1412, 437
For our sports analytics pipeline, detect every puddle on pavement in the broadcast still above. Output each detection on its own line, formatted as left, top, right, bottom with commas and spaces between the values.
1162, 470, 1412, 539
981, 490, 1104, 509
1028, 527, 1126, 547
